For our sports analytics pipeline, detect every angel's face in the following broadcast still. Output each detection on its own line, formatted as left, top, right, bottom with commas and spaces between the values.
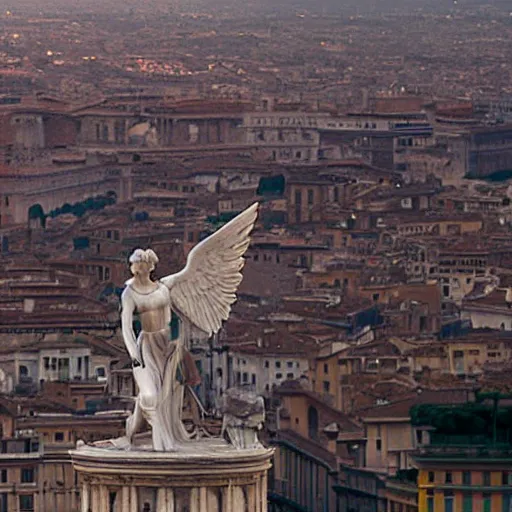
130, 261, 152, 277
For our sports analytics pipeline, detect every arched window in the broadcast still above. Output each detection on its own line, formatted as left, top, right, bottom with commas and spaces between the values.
308, 406, 319, 440
19, 365, 29, 378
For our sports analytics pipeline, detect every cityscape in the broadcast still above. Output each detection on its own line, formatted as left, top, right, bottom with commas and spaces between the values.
1, 0, 512, 511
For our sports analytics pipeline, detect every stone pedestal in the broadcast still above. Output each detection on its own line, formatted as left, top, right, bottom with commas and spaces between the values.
70, 439, 274, 512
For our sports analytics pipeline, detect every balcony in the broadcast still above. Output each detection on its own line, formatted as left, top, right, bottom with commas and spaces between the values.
415, 436, 512, 461
0, 438, 41, 461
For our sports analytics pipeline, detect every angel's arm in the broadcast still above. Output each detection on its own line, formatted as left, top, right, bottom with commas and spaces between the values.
120, 288, 141, 364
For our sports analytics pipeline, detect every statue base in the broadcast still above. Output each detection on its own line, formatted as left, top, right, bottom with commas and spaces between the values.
70, 437, 274, 512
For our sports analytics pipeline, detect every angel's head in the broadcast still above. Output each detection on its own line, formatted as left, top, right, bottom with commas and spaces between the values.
129, 248, 159, 277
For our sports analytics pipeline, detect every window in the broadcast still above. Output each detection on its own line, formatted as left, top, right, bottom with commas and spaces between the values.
308, 406, 319, 440
462, 494, 472, 512
21, 468, 34, 483
54, 432, 65, 442
275, 361, 281, 369
376, 439, 382, 451
323, 381, 330, 393
483, 493, 491, 512
483, 471, 491, 486
251, 374, 256, 385
427, 497, 434, 512
286, 373, 294, 379
0, 470, 6, 483
307, 189, 314, 205
276, 373, 282, 379
445, 472, 452, 484
19, 495, 34, 512
462, 471, 471, 485
444, 491, 454, 512
264, 361, 269, 368
43, 357, 50, 370
428, 471, 434, 483
287, 361, 293, 368
242, 372, 248, 383
188, 123, 199, 143
503, 494, 512, 512
502, 471, 511, 485
0, 493, 7, 512
324, 363, 328, 374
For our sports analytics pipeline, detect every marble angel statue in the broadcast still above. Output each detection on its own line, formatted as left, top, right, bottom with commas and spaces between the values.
120, 203, 258, 451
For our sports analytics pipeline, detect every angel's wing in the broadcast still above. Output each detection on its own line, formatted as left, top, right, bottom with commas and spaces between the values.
161, 202, 259, 336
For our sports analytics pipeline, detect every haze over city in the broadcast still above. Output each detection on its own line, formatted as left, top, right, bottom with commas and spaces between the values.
0, 0, 511, 510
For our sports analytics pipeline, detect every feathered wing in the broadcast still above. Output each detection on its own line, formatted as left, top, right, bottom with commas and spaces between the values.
161, 203, 259, 336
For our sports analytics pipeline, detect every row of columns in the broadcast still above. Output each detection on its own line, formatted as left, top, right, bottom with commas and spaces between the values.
156, 118, 234, 146
81, 474, 268, 512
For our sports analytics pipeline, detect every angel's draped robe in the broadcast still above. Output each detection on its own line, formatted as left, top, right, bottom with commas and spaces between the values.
121, 282, 200, 451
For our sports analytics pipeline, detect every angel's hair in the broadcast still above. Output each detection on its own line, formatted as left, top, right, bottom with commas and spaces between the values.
129, 248, 159, 267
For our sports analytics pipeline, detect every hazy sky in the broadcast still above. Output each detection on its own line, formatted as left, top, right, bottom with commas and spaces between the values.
4, 0, 512, 17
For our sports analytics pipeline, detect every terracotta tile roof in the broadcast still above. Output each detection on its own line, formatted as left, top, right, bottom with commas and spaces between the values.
270, 429, 338, 470
359, 388, 475, 421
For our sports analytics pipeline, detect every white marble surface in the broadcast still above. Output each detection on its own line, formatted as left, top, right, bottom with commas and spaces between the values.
73, 436, 273, 461
120, 203, 259, 452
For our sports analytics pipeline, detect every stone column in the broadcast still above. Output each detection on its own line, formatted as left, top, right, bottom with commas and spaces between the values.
99, 485, 109, 511
91, 485, 100, 511
247, 483, 256, 512
224, 484, 233, 512
121, 486, 130, 512
199, 487, 208, 512
157, 487, 175, 512
255, 475, 262, 512
129, 486, 138, 512
81, 483, 90, 512
261, 473, 268, 512
232, 486, 245, 511
206, 489, 219, 512
189, 488, 200, 512
167, 489, 175, 512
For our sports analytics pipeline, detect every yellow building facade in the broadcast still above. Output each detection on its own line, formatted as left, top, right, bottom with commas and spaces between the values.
415, 450, 512, 512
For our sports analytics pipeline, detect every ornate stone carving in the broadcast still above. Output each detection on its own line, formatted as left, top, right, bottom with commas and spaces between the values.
221, 388, 266, 450
118, 203, 261, 451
